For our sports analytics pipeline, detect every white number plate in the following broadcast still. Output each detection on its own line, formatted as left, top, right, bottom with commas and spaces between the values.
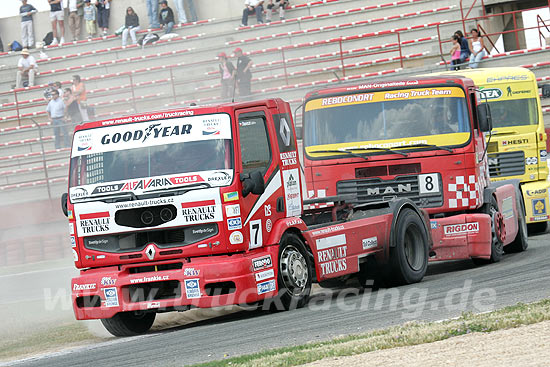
418, 173, 440, 195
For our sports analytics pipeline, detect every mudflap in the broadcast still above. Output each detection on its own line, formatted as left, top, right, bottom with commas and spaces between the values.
520, 180, 550, 224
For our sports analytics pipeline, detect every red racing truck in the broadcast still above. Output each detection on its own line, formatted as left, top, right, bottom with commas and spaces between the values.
300, 75, 528, 265
63, 100, 434, 336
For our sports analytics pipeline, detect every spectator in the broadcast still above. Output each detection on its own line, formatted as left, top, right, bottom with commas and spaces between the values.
241, 0, 264, 27
47, 89, 69, 148
469, 28, 486, 69
19, 0, 37, 49
54, 81, 64, 98
234, 47, 253, 97
174, 0, 198, 25
71, 75, 89, 120
122, 7, 140, 46
159, 1, 175, 34
454, 30, 470, 66
96, 0, 111, 36
67, 0, 84, 41
16, 48, 36, 88
83, 0, 97, 39
48, 0, 65, 45
266, 0, 288, 23
450, 35, 461, 71
218, 52, 235, 99
146, 0, 160, 29
64, 88, 83, 125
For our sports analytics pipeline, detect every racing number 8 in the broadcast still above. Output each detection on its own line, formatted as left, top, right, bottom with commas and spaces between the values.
249, 219, 263, 249
418, 173, 440, 195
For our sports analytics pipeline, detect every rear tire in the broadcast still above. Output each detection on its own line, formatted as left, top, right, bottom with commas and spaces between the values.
385, 208, 429, 286
275, 233, 312, 310
504, 190, 528, 253
101, 311, 156, 337
473, 196, 503, 265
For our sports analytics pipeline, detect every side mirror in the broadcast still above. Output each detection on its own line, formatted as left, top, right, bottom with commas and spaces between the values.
240, 170, 265, 197
61, 192, 68, 217
477, 103, 492, 132
542, 84, 550, 99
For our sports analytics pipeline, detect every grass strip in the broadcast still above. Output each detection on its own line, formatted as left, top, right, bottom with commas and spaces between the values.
0, 322, 101, 361
191, 298, 550, 367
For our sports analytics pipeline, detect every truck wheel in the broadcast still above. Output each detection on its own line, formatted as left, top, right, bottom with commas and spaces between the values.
386, 208, 429, 286
276, 233, 312, 310
473, 196, 503, 265
101, 311, 156, 337
505, 191, 528, 253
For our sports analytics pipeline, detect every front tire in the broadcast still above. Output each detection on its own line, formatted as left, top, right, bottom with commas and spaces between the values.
386, 208, 429, 286
505, 190, 528, 253
276, 233, 312, 310
101, 311, 156, 337
473, 196, 503, 265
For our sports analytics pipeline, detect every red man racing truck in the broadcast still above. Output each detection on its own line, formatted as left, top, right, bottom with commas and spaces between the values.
300, 75, 528, 265
63, 101, 434, 336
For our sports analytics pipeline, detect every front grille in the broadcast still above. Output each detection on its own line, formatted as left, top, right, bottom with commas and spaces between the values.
126, 280, 181, 303
84, 223, 218, 253
337, 175, 443, 208
487, 151, 525, 177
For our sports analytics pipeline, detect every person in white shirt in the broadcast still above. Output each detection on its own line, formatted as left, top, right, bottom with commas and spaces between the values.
68, 0, 84, 41
19, 0, 37, 48
241, 0, 264, 27
16, 48, 37, 88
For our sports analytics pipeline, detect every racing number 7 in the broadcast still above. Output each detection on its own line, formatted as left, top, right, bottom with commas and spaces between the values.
249, 219, 262, 249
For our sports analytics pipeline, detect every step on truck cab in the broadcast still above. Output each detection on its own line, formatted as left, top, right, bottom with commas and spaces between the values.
300, 75, 528, 264
63, 99, 433, 336
436, 68, 549, 233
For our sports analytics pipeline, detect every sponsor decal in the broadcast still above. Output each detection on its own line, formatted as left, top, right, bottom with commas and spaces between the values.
183, 268, 200, 276
225, 204, 241, 217
223, 191, 239, 202
100, 123, 192, 145
311, 225, 344, 237
181, 200, 217, 223
97, 255, 106, 259
266, 219, 273, 233
130, 275, 169, 284
114, 197, 175, 209
502, 138, 528, 146
104, 287, 119, 307
283, 169, 302, 217
315, 234, 346, 250
501, 196, 515, 219
318, 245, 347, 276
540, 150, 547, 162
532, 198, 547, 216
479, 88, 502, 100
526, 157, 538, 165
229, 231, 244, 244
257, 279, 276, 295
264, 204, 272, 217
362, 236, 378, 250
252, 255, 272, 271
202, 117, 222, 135
430, 221, 438, 229
184, 279, 201, 299
207, 171, 232, 185
280, 151, 298, 166
255, 269, 275, 282
79, 218, 110, 234
526, 188, 547, 197
68, 210, 73, 220
486, 75, 528, 83
73, 283, 96, 291
76, 131, 93, 151
70, 187, 88, 200
443, 222, 480, 236
321, 93, 374, 106
70, 236, 76, 247
227, 217, 242, 230
100, 277, 116, 286
147, 302, 161, 309
72, 249, 78, 261
532, 215, 549, 221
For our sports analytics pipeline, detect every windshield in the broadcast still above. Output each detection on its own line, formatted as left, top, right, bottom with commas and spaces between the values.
304, 87, 471, 157
69, 113, 233, 201
478, 83, 539, 128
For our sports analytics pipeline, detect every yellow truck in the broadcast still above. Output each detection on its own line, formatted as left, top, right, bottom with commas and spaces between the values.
436, 67, 549, 232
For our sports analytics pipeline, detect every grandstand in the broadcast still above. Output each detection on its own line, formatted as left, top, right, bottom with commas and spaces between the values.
0, 0, 549, 265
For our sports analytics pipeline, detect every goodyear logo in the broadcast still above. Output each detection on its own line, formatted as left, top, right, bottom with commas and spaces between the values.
532, 199, 547, 215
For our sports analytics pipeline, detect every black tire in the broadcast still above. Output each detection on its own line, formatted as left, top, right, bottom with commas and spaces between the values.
386, 208, 429, 286
275, 233, 312, 310
527, 221, 548, 234
504, 190, 528, 253
473, 196, 503, 265
101, 311, 156, 337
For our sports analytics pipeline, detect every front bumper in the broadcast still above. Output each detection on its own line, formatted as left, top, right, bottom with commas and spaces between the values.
72, 246, 279, 320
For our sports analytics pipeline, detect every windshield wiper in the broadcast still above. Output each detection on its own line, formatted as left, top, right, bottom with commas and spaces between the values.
309, 149, 370, 161
351, 147, 409, 157
144, 182, 212, 195
73, 191, 138, 203
399, 143, 454, 153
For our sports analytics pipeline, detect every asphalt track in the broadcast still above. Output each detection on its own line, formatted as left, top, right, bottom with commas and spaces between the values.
16, 230, 550, 367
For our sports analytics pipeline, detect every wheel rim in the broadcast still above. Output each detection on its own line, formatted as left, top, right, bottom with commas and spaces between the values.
490, 204, 504, 254
403, 223, 425, 271
280, 245, 308, 295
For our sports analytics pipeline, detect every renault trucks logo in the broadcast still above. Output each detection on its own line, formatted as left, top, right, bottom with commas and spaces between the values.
77, 132, 92, 151
443, 222, 479, 236
145, 244, 156, 260
202, 118, 221, 135
479, 88, 502, 100
100, 123, 192, 145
